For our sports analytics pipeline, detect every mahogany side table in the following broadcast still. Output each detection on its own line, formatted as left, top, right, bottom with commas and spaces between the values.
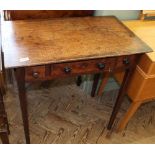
1, 16, 152, 143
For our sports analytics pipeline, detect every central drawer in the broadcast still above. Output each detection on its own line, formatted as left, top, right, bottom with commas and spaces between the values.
50, 58, 115, 77
25, 58, 116, 81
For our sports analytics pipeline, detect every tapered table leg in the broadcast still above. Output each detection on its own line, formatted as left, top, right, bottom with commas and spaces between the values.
0, 132, 9, 144
97, 72, 110, 96
107, 67, 135, 130
76, 76, 82, 86
15, 68, 30, 144
91, 73, 100, 97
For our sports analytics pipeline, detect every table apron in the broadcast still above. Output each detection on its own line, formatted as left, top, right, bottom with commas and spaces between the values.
24, 55, 136, 82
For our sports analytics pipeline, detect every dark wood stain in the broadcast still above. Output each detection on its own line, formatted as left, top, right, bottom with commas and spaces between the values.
2, 16, 152, 69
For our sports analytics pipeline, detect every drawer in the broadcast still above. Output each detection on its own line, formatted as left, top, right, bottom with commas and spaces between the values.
115, 55, 136, 70
51, 58, 115, 78
25, 56, 136, 82
25, 66, 45, 81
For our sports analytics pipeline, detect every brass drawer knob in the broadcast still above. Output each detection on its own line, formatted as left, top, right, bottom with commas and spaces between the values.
33, 72, 39, 78
64, 67, 72, 73
123, 58, 130, 65
97, 63, 105, 69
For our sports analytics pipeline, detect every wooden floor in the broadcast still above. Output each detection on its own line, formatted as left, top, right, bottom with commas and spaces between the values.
2, 77, 155, 144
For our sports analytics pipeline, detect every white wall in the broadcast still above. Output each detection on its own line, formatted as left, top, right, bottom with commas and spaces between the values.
94, 10, 141, 20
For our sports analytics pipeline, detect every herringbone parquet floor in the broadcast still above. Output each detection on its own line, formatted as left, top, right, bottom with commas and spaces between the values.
2, 78, 155, 144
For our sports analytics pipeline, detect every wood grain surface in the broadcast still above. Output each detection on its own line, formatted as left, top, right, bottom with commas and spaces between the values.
2, 16, 152, 69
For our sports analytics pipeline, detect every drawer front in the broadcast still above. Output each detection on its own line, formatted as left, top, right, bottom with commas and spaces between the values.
25, 55, 136, 82
25, 66, 45, 81
115, 55, 136, 71
50, 58, 115, 77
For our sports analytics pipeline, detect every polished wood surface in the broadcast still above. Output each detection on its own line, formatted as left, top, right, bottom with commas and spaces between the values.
3, 10, 94, 85
2, 16, 152, 69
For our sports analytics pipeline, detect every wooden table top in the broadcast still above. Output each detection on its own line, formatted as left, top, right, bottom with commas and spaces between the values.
123, 20, 155, 62
1, 16, 152, 68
